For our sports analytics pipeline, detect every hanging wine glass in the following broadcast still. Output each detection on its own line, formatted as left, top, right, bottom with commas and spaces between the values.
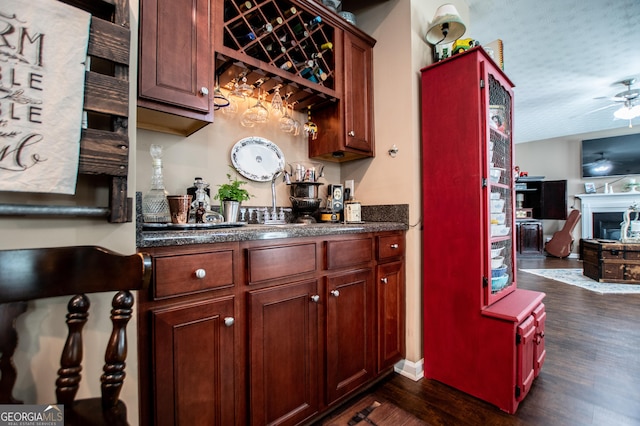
237, 75, 254, 97
279, 99, 295, 133
213, 76, 230, 111
289, 101, 302, 136
270, 85, 284, 118
223, 80, 244, 116
241, 88, 269, 126
303, 106, 318, 140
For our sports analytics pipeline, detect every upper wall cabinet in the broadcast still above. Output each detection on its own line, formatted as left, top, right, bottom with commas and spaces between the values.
310, 29, 374, 161
137, 0, 214, 136
137, 0, 376, 161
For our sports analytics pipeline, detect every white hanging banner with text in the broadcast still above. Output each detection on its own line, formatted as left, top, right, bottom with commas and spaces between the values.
0, 0, 91, 194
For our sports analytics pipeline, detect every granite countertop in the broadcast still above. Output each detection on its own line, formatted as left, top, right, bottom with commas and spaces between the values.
138, 221, 408, 248
136, 200, 410, 248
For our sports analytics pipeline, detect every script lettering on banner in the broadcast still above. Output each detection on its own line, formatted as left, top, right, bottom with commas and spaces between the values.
0, 0, 90, 194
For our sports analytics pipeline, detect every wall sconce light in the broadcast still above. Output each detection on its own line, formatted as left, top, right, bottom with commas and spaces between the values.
425, 4, 466, 61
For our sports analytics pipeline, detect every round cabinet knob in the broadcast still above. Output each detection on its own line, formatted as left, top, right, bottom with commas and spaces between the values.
200, 87, 209, 96
348, 130, 355, 137
310, 295, 320, 303
195, 268, 206, 279
330, 290, 340, 297
390, 243, 399, 249
224, 317, 235, 327
381, 277, 388, 284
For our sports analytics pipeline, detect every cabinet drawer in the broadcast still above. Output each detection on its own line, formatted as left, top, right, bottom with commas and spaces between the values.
246, 243, 317, 283
326, 237, 372, 270
377, 234, 405, 260
154, 251, 235, 299
601, 249, 625, 259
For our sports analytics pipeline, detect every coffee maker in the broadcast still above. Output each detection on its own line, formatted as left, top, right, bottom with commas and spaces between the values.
318, 184, 343, 222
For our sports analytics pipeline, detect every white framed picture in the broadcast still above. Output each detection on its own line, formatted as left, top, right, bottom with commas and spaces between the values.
584, 182, 596, 194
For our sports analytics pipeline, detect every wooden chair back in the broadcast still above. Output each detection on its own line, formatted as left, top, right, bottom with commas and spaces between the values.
0, 246, 152, 425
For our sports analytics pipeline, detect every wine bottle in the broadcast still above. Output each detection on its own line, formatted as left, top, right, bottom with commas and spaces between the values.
237, 31, 256, 44
270, 16, 283, 27
224, 1, 252, 20
254, 23, 273, 37
292, 22, 309, 39
279, 60, 293, 70
300, 66, 316, 82
283, 7, 297, 18
294, 59, 315, 69
306, 16, 322, 30
265, 42, 287, 56
238, 1, 252, 12
308, 42, 333, 60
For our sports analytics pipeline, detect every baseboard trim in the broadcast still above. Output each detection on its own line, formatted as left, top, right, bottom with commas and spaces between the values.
394, 358, 424, 381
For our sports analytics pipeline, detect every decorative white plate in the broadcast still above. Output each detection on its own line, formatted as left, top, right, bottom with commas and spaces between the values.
231, 137, 285, 182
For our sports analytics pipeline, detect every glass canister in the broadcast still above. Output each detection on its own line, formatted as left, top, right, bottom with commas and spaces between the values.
142, 144, 171, 223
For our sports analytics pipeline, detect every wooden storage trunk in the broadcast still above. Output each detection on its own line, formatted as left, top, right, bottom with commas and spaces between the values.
582, 239, 640, 284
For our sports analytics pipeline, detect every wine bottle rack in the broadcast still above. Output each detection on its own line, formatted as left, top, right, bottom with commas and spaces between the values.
215, 0, 340, 111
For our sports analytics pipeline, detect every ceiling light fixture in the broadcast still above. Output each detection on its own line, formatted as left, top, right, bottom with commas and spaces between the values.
613, 103, 640, 120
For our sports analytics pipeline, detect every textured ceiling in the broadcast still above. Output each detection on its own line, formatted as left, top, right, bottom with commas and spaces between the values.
465, 0, 640, 143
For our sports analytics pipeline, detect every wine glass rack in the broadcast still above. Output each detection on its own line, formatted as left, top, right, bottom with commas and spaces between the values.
215, 0, 343, 112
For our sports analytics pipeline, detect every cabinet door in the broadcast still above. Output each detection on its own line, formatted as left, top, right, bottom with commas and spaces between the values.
376, 261, 404, 372
152, 297, 235, 426
532, 303, 546, 377
343, 31, 374, 154
248, 279, 320, 426
326, 269, 375, 403
518, 221, 543, 255
540, 180, 567, 219
139, 0, 212, 113
516, 315, 535, 402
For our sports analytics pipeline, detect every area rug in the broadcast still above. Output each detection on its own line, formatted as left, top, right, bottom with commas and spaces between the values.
519, 269, 640, 294
321, 394, 426, 426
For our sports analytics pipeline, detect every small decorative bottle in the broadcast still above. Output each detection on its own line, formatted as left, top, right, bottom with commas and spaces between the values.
142, 144, 171, 223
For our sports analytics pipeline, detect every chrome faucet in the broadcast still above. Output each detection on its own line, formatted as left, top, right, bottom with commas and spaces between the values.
265, 170, 287, 225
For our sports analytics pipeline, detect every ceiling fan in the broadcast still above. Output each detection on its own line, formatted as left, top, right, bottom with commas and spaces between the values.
599, 79, 640, 126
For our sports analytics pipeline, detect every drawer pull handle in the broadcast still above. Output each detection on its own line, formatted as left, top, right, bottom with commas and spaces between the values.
310, 295, 320, 303
390, 244, 399, 249
224, 317, 234, 327
348, 130, 355, 137
381, 277, 388, 284
195, 268, 206, 279
200, 87, 209, 96
330, 290, 340, 297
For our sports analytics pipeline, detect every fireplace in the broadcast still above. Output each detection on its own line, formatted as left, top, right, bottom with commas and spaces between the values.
576, 193, 640, 240
592, 212, 623, 240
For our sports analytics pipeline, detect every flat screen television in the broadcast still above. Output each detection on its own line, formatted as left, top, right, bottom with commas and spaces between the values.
581, 133, 640, 178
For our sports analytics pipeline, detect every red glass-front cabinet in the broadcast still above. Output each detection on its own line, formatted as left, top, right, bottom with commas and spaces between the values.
421, 47, 546, 414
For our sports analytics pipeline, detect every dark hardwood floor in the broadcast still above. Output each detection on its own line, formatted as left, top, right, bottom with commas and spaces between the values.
323, 256, 640, 426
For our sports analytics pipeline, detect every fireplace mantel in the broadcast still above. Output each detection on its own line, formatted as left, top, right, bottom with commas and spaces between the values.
576, 192, 640, 239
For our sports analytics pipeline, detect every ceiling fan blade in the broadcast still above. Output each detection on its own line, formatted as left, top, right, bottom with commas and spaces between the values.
582, 103, 619, 115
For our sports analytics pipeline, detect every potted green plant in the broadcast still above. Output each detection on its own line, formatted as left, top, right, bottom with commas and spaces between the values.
215, 172, 252, 222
